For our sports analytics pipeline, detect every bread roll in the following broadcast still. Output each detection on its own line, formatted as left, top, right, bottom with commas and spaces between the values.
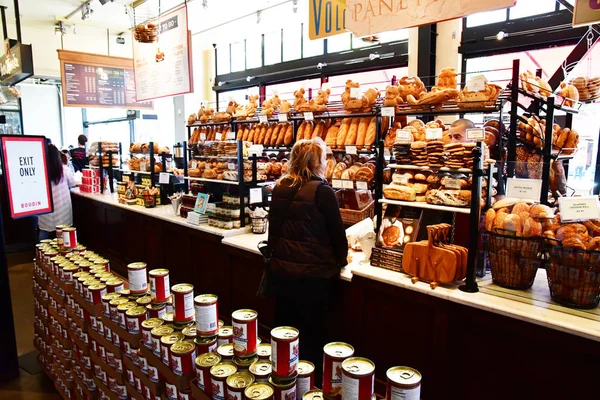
297, 122, 307, 142
511, 202, 531, 215
523, 217, 542, 237
333, 162, 347, 179
325, 158, 337, 179
356, 117, 370, 149
365, 117, 377, 148
284, 123, 294, 146
502, 214, 522, 236
303, 121, 314, 140
325, 126, 339, 148
345, 118, 360, 146
313, 120, 326, 139
336, 118, 351, 148
341, 169, 356, 180
485, 208, 496, 232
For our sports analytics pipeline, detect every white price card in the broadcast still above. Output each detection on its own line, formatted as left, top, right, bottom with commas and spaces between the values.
444, 178, 462, 190
396, 129, 413, 143
350, 87, 363, 99
346, 145, 357, 155
248, 145, 264, 157
384, 147, 391, 157
191, 160, 197, 169
342, 180, 354, 189
159, 172, 170, 184
466, 74, 488, 92
304, 112, 314, 121
425, 128, 443, 140
200, 133, 207, 141
381, 107, 395, 117
215, 132, 222, 141
326, 146, 333, 155
466, 128, 485, 141
278, 114, 288, 122
227, 163, 236, 170
332, 179, 343, 189
258, 114, 268, 123
249, 188, 263, 204
356, 181, 369, 190
558, 196, 600, 222
226, 131, 236, 140
506, 178, 542, 201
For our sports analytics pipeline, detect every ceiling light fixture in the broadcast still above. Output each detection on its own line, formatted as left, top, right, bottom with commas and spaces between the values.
218, 81, 226, 86
202, 0, 208, 9
246, 76, 255, 82
81, 2, 93, 20
496, 30, 508, 40
99, 0, 114, 5
369, 53, 381, 60
292, 0, 298, 13
256, 10, 262, 24
54, 22, 67, 36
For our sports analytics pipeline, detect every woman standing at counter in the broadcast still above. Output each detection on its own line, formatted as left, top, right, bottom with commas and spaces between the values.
267, 137, 348, 378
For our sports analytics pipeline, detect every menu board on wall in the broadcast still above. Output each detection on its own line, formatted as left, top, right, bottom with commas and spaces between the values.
58, 50, 153, 109
132, 4, 193, 102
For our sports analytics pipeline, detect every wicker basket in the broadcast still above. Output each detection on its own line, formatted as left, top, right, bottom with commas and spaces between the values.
546, 245, 600, 309
340, 201, 374, 226
486, 231, 544, 290
251, 217, 268, 234
371, 246, 403, 272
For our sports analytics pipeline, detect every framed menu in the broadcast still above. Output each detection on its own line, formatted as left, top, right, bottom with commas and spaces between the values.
58, 50, 153, 109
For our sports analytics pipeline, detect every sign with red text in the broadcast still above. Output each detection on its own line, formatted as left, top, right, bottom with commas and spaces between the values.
133, 5, 193, 101
0, 136, 53, 219
573, 0, 600, 27
345, 0, 516, 37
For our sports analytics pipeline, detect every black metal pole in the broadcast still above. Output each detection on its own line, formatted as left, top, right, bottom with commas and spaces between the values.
460, 143, 482, 293
238, 140, 245, 228
374, 138, 385, 235
149, 141, 155, 186
0, 6, 8, 40
507, 59, 520, 178
99, 141, 104, 193
183, 140, 188, 194
540, 97, 554, 205
13, 0, 21, 43
107, 150, 114, 193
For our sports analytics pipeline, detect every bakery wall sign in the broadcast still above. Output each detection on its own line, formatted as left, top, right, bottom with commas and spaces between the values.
132, 4, 194, 102
345, 0, 516, 37
309, 0, 348, 40
572, 0, 600, 27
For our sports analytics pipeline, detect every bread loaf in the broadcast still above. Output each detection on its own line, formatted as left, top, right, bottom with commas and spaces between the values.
259, 124, 270, 144
325, 159, 336, 179
383, 184, 417, 201
304, 121, 314, 140
313, 120, 326, 139
365, 117, 377, 148
333, 162, 347, 179
346, 118, 360, 146
325, 126, 339, 148
297, 122, 306, 142
242, 127, 251, 141
523, 217, 542, 237
336, 118, 351, 148
356, 117, 370, 149
485, 208, 496, 232
236, 127, 243, 141
284, 123, 294, 146
269, 124, 281, 146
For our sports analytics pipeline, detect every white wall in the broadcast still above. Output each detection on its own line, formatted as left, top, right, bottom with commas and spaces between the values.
19, 83, 62, 144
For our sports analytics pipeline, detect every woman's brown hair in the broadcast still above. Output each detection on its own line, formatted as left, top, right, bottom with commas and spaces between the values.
279, 137, 326, 187
47, 144, 64, 185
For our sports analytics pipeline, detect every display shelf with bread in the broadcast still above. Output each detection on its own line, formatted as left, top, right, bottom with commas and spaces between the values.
379, 198, 471, 215
86, 141, 123, 194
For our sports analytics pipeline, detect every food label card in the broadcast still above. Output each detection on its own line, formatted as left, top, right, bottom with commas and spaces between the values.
466, 128, 485, 141
396, 129, 413, 143
377, 205, 423, 250
425, 128, 443, 140
559, 196, 600, 222
278, 114, 288, 122
381, 107, 395, 117
506, 178, 542, 201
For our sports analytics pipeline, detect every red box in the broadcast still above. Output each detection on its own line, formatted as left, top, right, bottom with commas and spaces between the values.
82, 177, 101, 186
80, 185, 101, 194
82, 169, 100, 178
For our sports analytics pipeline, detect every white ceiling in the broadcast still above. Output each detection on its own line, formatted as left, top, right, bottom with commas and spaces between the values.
0, 0, 285, 32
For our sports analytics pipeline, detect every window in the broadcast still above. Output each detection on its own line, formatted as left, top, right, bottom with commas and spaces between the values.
246, 34, 262, 69
264, 30, 282, 66
266, 79, 321, 103
283, 25, 302, 62
230, 41, 245, 73
327, 32, 351, 53
216, 43, 230, 75
379, 29, 409, 43
351, 34, 371, 50
509, 0, 556, 19
466, 9, 507, 28
327, 68, 408, 102
86, 107, 132, 153
303, 23, 324, 58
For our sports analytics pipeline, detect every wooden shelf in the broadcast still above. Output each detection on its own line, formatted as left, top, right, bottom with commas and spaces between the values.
183, 177, 239, 185
379, 198, 471, 214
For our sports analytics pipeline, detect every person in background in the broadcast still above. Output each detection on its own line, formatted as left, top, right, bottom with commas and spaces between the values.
267, 137, 348, 381
38, 144, 74, 241
70, 134, 88, 172
59, 150, 76, 189
448, 119, 476, 143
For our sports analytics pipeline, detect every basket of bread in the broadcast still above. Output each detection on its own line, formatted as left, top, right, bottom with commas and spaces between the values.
483, 199, 552, 289
569, 76, 600, 103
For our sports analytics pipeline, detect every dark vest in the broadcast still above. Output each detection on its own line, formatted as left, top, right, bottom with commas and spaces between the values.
269, 179, 339, 279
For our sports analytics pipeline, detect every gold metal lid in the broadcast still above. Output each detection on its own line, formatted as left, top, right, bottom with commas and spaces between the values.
110, 297, 129, 306
125, 306, 147, 317
88, 283, 107, 291
231, 309, 257, 321
149, 268, 169, 276
302, 390, 324, 400
271, 326, 299, 340
194, 294, 218, 304
195, 352, 222, 368
172, 283, 193, 293
386, 366, 422, 386
234, 355, 258, 368
342, 357, 375, 376
127, 262, 147, 270
245, 383, 274, 399
170, 340, 195, 355
160, 333, 185, 346
161, 312, 174, 323
218, 326, 233, 336
298, 360, 315, 376
248, 361, 272, 377
182, 326, 196, 338
269, 376, 296, 388
256, 343, 271, 358
151, 325, 175, 337
323, 342, 354, 358
136, 296, 153, 306
217, 343, 234, 357
226, 372, 255, 389
194, 335, 217, 344
116, 302, 136, 312
210, 362, 237, 378
141, 318, 163, 329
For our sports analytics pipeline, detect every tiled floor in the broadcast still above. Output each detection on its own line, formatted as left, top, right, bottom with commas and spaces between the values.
0, 254, 61, 399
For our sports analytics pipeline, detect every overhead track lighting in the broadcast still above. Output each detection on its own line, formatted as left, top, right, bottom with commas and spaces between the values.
99, 0, 114, 5
54, 21, 67, 36
81, 2, 93, 20
496, 31, 508, 41
202, 0, 208, 9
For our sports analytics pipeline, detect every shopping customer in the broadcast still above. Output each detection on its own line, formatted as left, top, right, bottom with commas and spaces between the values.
267, 137, 348, 380
70, 134, 88, 172
38, 144, 74, 241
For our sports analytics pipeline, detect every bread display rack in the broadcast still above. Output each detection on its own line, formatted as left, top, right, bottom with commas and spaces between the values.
87, 142, 122, 194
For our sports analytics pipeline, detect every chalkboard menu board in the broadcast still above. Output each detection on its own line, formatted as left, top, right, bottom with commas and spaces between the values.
58, 50, 153, 109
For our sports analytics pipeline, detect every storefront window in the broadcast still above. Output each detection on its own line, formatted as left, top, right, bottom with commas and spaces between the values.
302, 23, 324, 58
283, 25, 302, 62
265, 79, 321, 103
327, 32, 351, 53
351, 35, 371, 50
327, 67, 409, 102
509, 0, 556, 19
246, 34, 262, 69
86, 108, 132, 153
230, 41, 245, 73
217, 42, 231, 75
465, 9, 507, 28
379, 29, 409, 43
264, 30, 282, 66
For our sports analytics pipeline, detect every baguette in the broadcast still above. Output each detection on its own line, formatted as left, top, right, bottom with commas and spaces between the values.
242, 127, 251, 142
235, 127, 242, 141
270, 124, 281, 146
336, 118, 351, 148
262, 124, 274, 145
356, 117, 370, 149
365, 117, 376, 148
312, 120, 326, 139
325, 126, 339, 148
345, 118, 360, 146
284, 123, 294, 146
304, 121, 314, 140
297, 122, 307, 142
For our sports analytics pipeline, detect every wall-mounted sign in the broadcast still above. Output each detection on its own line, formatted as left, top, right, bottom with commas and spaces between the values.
58, 50, 153, 109
0, 135, 53, 219
133, 5, 193, 102
0, 40, 33, 86
309, 0, 347, 40
573, 0, 600, 27
345, 0, 516, 37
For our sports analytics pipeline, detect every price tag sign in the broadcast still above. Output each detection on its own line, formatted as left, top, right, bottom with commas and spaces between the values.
326, 146, 333, 155
200, 133, 207, 141
159, 172, 170, 184
444, 178, 462, 190
466, 74, 487, 92
342, 180, 354, 189
425, 128, 443, 140
381, 106, 395, 117
122, 174, 130, 183
466, 128, 485, 141
191, 160, 197, 169
226, 131, 236, 140
345, 145, 357, 155
350, 87, 363, 99
248, 144, 264, 157
396, 129, 413, 143
356, 181, 369, 190
215, 132, 222, 141
559, 197, 600, 222
332, 179, 343, 189
258, 115, 268, 123
304, 112, 314, 121
227, 163, 236, 170
506, 178, 542, 201
278, 114, 288, 122
249, 188, 263, 204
